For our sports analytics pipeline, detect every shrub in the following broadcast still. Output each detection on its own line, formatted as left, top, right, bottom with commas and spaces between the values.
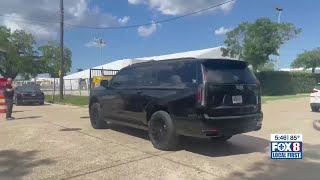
255, 71, 320, 95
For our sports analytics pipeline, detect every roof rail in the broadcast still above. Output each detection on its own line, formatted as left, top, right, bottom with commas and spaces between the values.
128, 57, 199, 66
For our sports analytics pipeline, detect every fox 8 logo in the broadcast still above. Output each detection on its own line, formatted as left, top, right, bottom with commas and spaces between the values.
271, 134, 303, 159
272, 142, 301, 152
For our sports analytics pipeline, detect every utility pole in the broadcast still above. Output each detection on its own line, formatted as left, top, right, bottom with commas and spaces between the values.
276, 7, 283, 71
94, 38, 106, 66
59, 0, 64, 100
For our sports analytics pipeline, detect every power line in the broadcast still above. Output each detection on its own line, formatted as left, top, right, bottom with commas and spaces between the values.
0, 0, 235, 30
0, 14, 59, 24
28, 25, 51, 33
0, 8, 60, 23
0, 12, 80, 26
64, 0, 235, 30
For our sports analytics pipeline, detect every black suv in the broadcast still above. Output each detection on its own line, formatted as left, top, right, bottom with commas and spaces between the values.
89, 58, 263, 150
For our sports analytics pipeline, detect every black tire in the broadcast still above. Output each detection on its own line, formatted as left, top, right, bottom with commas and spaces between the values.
39, 101, 44, 105
313, 120, 320, 131
210, 135, 232, 143
16, 99, 21, 106
89, 103, 108, 129
311, 107, 319, 112
148, 111, 179, 151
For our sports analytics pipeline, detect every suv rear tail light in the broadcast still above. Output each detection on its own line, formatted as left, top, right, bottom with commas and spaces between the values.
197, 85, 206, 106
198, 65, 207, 107
197, 87, 202, 103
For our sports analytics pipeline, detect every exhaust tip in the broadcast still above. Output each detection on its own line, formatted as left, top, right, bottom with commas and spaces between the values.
203, 128, 221, 137
205, 133, 220, 137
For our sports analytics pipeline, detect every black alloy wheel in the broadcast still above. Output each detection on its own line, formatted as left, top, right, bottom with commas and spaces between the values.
148, 111, 179, 151
90, 103, 108, 129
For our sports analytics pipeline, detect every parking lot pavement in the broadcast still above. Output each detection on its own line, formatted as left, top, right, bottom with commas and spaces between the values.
0, 97, 319, 180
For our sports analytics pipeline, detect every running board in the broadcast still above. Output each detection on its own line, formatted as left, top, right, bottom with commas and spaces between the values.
106, 119, 148, 131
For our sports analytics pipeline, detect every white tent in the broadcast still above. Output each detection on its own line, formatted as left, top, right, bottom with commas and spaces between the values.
62, 46, 231, 90
64, 59, 147, 79
64, 46, 228, 80
136, 46, 227, 61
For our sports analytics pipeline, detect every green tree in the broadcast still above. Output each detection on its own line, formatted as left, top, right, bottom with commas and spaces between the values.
222, 18, 301, 72
258, 62, 275, 72
38, 42, 72, 78
291, 48, 320, 73
0, 26, 41, 79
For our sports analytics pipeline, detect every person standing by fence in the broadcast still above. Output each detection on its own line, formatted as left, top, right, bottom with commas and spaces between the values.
4, 78, 15, 120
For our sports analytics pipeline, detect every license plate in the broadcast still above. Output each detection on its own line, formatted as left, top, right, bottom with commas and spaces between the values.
232, 95, 243, 104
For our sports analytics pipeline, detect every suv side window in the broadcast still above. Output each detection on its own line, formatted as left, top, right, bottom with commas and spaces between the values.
111, 68, 133, 88
133, 65, 155, 87
175, 61, 197, 86
156, 61, 197, 88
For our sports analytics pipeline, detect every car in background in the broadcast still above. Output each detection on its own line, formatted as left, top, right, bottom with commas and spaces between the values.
310, 83, 320, 112
14, 85, 45, 105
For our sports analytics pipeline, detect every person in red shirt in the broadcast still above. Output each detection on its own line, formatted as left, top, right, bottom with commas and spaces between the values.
4, 78, 15, 120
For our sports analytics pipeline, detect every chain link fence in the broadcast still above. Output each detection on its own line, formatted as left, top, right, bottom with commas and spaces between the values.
14, 69, 119, 97
15, 78, 90, 96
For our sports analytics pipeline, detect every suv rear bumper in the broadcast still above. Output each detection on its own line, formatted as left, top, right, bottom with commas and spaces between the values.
310, 103, 320, 108
175, 112, 263, 138
16, 97, 44, 104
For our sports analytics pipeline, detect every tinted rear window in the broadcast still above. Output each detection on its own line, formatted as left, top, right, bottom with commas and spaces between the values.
155, 61, 198, 88
20, 86, 42, 92
202, 60, 257, 84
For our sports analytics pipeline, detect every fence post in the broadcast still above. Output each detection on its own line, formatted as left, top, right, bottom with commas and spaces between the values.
79, 79, 82, 96
52, 78, 55, 102
63, 79, 66, 96
89, 69, 92, 95
86, 78, 90, 96
70, 79, 72, 95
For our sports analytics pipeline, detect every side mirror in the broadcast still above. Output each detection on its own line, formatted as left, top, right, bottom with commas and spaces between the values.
100, 80, 109, 88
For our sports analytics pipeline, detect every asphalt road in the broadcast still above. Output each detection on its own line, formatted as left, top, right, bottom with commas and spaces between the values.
0, 97, 319, 180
